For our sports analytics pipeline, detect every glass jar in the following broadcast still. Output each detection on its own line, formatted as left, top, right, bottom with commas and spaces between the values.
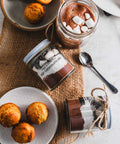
56, 0, 99, 48
24, 39, 75, 90
65, 97, 111, 133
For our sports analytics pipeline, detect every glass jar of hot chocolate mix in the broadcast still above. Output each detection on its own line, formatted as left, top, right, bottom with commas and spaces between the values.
24, 39, 75, 90
56, 0, 99, 48
65, 97, 111, 133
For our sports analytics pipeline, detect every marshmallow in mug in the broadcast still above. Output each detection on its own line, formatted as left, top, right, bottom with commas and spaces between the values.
85, 13, 90, 19
72, 16, 85, 25
73, 25, 81, 34
62, 12, 95, 34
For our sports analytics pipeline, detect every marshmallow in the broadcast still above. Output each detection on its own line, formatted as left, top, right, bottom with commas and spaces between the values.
86, 18, 95, 28
72, 16, 84, 25
66, 25, 73, 32
45, 51, 54, 60
39, 60, 47, 67
52, 49, 59, 55
33, 66, 38, 73
88, 29, 91, 32
81, 26, 88, 32
85, 13, 90, 20
73, 25, 81, 34
63, 22, 66, 27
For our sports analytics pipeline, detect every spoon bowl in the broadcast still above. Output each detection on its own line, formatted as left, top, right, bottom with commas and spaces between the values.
79, 52, 93, 67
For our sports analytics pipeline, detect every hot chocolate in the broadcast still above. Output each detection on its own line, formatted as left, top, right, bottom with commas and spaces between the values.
61, 3, 95, 32
43, 62, 74, 89
56, 0, 99, 48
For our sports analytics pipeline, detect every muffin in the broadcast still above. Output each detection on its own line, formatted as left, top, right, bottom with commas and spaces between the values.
11, 122, 35, 143
24, 3, 45, 24
0, 103, 21, 127
26, 102, 49, 124
37, 0, 52, 5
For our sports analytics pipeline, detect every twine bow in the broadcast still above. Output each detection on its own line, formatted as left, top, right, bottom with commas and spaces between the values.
84, 84, 109, 137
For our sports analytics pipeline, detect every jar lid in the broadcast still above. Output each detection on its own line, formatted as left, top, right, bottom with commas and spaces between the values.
24, 39, 51, 64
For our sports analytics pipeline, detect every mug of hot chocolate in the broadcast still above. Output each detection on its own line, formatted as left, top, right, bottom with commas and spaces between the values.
56, 0, 99, 48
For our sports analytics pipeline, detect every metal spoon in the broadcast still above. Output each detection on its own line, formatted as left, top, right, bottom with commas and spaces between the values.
79, 52, 118, 94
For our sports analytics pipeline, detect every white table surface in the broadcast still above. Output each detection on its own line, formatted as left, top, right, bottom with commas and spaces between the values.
0, 6, 120, 144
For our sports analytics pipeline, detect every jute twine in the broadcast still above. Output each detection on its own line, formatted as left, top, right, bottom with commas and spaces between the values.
84, 84, 109, 137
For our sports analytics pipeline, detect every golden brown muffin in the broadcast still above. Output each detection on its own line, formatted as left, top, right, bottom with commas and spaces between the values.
24, 3, 45, 24
0, 103, 21, 127
11, 122, 35, 143
26, 102, 49, 124
37, 0, 52, 5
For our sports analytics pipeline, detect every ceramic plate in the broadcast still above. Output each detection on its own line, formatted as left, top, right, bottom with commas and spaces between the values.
93, 0, 120, 17
0, 87, 58, 144
1, 0, 61, 31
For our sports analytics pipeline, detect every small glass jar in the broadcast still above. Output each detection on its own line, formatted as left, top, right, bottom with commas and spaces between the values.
24, 39, 75, 90
56, 0, 99, 48
65, 97, 111, 133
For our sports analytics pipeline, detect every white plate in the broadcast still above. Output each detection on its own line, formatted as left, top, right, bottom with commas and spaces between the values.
93, 0, 120, 17
0, 87, 58, 144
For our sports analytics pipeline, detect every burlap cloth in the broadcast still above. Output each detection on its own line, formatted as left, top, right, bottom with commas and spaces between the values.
0, 18, 84, 144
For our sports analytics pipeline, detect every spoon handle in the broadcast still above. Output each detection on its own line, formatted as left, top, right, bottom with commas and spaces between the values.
91, 66, 118, 94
